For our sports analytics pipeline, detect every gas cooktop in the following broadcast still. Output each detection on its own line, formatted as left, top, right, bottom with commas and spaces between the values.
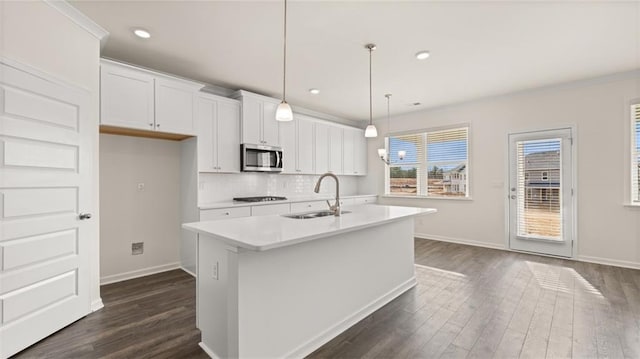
233, 196, 288, 203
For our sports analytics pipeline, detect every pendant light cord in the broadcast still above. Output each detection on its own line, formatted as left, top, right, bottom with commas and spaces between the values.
369, 46, 373, 126
282, 0, 288, 102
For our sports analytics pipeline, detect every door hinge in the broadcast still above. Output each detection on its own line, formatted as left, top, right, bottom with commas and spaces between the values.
569, 137, 574, 145
571, 188, 574, 196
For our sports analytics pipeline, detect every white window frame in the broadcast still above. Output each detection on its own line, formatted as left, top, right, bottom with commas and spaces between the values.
631, 102, 640, 204
384, 125, 470, 199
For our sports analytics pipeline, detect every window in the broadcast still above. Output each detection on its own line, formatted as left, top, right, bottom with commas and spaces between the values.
386, 126, 469, 198
632, 103, 640, 203
542, 171, 549, 181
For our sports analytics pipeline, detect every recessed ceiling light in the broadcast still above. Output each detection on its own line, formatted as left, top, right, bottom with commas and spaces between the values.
133, 29, 151, 39
415, 51, 430, 60
309, 88, 320, 95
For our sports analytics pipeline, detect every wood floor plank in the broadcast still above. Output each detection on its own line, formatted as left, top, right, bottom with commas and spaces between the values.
14, 239, 640, 359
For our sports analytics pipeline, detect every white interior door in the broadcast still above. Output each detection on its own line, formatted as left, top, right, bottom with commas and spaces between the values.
508, 128, 574, 257
0, 62, 93, 357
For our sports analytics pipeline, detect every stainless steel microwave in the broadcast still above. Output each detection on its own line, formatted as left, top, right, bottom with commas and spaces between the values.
241, 143, 283, 172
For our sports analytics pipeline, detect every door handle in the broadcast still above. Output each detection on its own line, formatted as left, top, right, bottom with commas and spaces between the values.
79, 213, 92, 220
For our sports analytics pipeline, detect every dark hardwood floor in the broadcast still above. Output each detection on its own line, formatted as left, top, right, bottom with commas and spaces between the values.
14, 239, 640, 358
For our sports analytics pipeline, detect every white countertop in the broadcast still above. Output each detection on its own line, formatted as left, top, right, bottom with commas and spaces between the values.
183, 204, 436, 251
198, 194, 378, 210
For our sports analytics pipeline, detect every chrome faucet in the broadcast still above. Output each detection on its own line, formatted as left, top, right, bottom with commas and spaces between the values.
314, 172, 341, 216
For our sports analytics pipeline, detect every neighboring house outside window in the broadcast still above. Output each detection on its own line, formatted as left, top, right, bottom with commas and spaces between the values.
386, 126, 469, 198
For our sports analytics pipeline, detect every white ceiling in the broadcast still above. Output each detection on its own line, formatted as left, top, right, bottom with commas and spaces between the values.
71, 1, 639, 122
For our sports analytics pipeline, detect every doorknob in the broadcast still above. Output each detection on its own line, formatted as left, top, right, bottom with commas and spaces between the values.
79, 213, 92, 220
510, 195, 516, 200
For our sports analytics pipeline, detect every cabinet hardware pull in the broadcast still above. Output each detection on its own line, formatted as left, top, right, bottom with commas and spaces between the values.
149, 123, 153, 127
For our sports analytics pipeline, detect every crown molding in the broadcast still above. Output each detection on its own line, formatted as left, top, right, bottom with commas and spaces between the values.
44, 0, 109, 49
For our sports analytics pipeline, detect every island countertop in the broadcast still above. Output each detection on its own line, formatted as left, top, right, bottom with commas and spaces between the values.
182, 204, 436, 251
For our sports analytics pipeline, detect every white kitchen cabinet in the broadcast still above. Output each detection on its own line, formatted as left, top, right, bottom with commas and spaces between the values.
354, 196, 377, 205
328, 126, 343, 174
251, 203, 290, 216
200, 207, 251, 221
354, 129, 367, 175
100, 63, 155, 130
314, 122, 329, 174
155, 79, 196, 135
339, 198, 355, 207
196, 94, 241, 173
233, 90, 281, 146
343, 128, 355, 175
100, 60, 202, 136
291, 201, 328, 212
280, 114, 315, 174
342, 128, 367, 176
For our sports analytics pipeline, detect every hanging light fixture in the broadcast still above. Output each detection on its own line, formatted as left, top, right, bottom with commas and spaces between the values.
364, 44, 378, 137
379, 94, 405, 165
275, 0, 293, 122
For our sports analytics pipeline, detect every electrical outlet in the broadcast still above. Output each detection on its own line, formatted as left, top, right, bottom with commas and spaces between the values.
137, 183, 145, 191
212, 261, 219, 280
132, 242, 144, 255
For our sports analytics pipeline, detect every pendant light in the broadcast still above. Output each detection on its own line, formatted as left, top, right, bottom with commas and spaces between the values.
276, 0, 293, 122
378, 94, 405, 165
364, 44, 378, 137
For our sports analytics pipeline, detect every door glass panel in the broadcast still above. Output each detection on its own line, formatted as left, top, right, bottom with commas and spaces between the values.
516, 139, 562, 240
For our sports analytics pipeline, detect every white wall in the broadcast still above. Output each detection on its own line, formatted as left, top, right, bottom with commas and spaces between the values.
362, 73, 640, 269
100, 134, 182, 283
0, 1, 103, 308
198, 173, 362, 204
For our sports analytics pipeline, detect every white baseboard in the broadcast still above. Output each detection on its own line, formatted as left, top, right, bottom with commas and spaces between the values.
415, 233, 506, 251
417, 233, 640, 271
181, 266, 196, 277
199, 342, 220, 359
284, 276, 417, 359
91, 298, 104, 312
578, 255, 640, 270
100, 262, 181, 285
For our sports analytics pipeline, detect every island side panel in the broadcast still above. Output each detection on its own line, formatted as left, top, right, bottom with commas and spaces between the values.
236, 218, 416, 358
197, 233, 240, 358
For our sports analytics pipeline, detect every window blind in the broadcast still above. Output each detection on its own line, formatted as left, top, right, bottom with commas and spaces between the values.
515, 139, 562, 240
386, 126, 469, 197
633, 104, 640, 203
426, 127, 468, 197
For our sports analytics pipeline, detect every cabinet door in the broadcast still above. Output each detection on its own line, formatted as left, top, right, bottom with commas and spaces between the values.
100, 65, 155, 130
216, 101, 241, 173
262, 100, 280, 146
155, 79, 196, 135
200, 207, 251, 221
241, 96, 262, 144
314, 123, 329, 174
278, 120, 297, 173
297, 118, 315, 174
290, 201, 327, 213
343, 128, 355, 175
196, 97, 217, 172
354, 129, 367, 175
328, 126, 343, 174
251, 203, 290, 216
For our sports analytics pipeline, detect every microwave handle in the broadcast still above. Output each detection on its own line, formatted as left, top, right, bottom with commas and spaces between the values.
276, 151, 282, 168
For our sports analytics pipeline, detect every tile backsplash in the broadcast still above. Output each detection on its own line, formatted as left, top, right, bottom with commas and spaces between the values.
198, 173, 360, 204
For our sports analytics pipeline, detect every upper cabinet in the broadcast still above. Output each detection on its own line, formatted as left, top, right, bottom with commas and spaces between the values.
343, 128, 367, 176
233, 90, 280, 146
279, 114, 314, 174
328, 126, 343, 175
196, 93, 241, 173
100, 60, 203, 136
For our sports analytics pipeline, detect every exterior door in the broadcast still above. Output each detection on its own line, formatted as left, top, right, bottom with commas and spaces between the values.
0, 62, 93, 357
508, 128, 574, 257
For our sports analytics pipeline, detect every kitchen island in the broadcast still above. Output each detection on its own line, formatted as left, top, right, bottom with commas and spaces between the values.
183, 204, 436, 359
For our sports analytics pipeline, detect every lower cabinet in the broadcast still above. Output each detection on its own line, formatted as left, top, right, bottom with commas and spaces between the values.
290, 201, 328, 212
354, 196, 377, 205
251, 203, 291, 216
200, 207, 251, 221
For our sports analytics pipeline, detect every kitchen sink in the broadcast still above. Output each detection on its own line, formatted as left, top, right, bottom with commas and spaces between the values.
282, 210, 351, 219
